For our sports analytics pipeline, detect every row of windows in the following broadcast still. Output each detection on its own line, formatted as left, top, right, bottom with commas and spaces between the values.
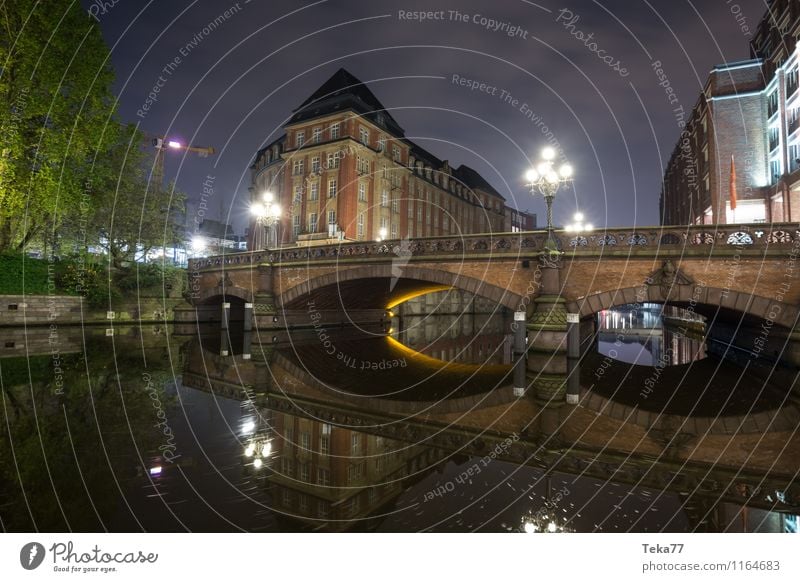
294, 123, 340, 148
292, 152, 342, 175
294, 122, 402, 160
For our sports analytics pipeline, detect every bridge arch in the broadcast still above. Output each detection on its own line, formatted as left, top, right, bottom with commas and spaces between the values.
279, 264, 524, 311
567, 285, 798, 329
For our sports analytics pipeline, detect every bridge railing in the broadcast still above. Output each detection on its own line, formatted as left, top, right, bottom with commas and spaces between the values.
189, 223, 800, 270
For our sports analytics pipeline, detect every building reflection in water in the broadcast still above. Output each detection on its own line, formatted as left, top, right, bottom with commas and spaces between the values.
596, 303, 706, 366
390, 289, 512, 365
266, 411, 446, 531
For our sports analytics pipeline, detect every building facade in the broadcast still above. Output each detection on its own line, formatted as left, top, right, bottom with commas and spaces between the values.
249, 69, 535, 248
661, 0, 800, 225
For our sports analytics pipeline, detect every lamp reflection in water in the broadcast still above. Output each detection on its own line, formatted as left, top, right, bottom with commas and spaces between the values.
240, 402, 274, 470
520, 507, 572, 533
520, 475, 573, 533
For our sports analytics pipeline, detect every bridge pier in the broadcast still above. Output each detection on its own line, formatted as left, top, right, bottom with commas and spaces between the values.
526, 253, 569, 407
254, 263, 280, 329
783, 325, 800, 371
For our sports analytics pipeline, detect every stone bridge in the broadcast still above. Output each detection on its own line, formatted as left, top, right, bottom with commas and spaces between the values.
187, 222, 800, 404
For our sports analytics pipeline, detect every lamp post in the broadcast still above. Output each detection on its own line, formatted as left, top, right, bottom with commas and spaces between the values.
564, 212, 593, 234
525, 147, 573, 253
250, 191, 282, 250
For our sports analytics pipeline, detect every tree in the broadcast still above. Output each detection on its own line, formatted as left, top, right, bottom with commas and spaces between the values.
0, 1, 119, 252
85, 125, 187, 269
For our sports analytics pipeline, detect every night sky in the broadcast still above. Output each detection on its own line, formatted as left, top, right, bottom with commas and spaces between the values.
86, 0, 768, 232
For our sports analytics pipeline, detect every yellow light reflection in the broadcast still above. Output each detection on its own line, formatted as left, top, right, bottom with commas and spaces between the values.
385, 285, 453, 309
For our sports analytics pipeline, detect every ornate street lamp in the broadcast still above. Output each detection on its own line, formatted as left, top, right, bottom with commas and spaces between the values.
525, 147, 573, 253
251, 190, 282, 250
564, 212, 593, 234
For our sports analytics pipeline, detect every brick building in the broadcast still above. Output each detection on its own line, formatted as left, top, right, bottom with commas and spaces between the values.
660, 0, 800, 225
249, 69, 535, 248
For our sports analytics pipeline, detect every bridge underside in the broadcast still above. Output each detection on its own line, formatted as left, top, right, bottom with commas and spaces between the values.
281, 278, 452, 311
279, 266, 524, 312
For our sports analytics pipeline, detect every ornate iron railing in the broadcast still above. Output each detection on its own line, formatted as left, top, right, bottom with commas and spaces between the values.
189, 223, 800, 270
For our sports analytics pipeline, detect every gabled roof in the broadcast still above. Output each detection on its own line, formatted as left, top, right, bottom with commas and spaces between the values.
289, 68, 405, 136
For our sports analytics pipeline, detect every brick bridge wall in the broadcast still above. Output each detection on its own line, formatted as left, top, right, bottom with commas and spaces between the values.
189, 224, 800, 327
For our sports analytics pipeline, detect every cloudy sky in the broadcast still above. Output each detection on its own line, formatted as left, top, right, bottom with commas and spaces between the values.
86, 0, 769, 231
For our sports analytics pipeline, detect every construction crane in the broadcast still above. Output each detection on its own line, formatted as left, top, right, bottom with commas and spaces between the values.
149, 135, 215, 191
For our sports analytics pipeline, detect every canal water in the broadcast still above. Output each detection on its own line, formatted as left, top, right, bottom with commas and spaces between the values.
0, 299, 797, 532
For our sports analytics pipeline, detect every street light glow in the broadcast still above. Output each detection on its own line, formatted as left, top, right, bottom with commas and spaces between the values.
250, 202, 266, 218
262, 190, 274, 202
525, 169, 539, 183
191, 236, 206, 252
541, 147, 556, 160
167, 140, 182, 149
559, 164, 573, 178
574, 212, 584, 222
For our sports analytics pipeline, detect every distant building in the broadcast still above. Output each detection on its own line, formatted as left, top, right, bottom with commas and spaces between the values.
195, 218, 244, 253
661, 0, 800, 225
249, 68, 535, 248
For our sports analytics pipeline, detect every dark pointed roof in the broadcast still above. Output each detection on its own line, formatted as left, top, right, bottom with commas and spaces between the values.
289, 68, 405, 136
454, 165, 504, 200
